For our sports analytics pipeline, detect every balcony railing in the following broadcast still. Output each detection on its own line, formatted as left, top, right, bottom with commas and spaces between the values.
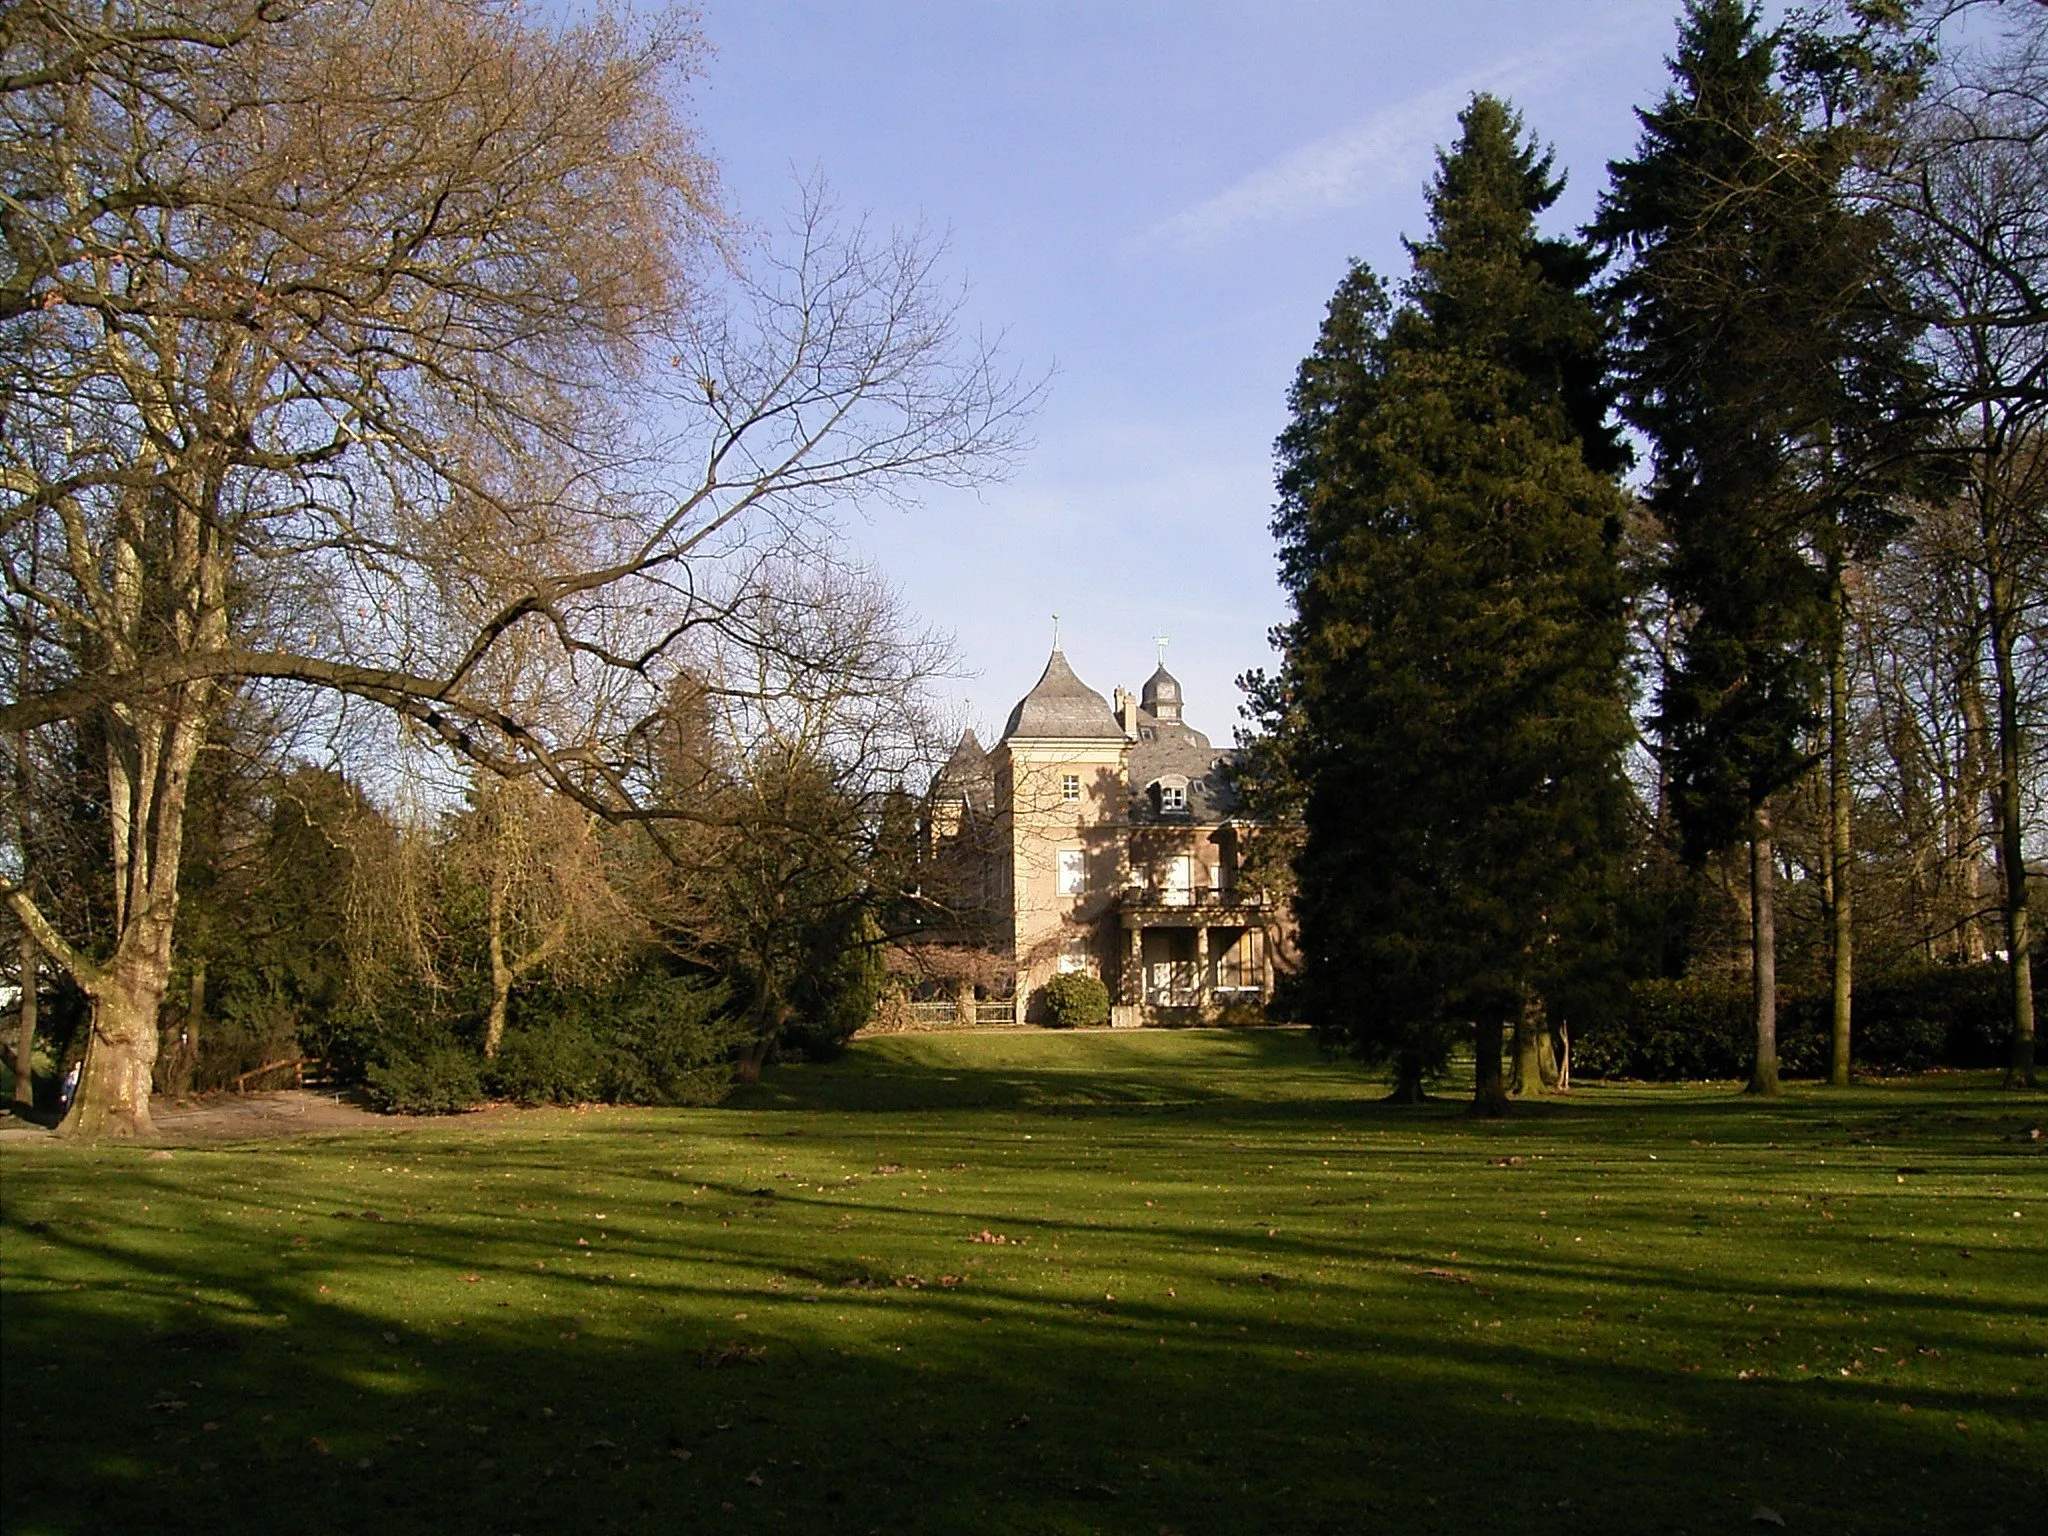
1117, 885, 1265, 913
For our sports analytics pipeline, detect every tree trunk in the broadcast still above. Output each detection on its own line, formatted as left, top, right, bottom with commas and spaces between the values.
13, 930, 35, 1106
1472, 1012, 1509, 1118
1385, 1048, 1428, 1104
1827, 573, 1853, 1087
159, 959, 204, 1100
735, 1008, 784, 1087
1511, 990, 1546, 1097
1987, 563, 2037, 1088
952, 976, 975, 1030
1748, 811, 1780, 1097
484, 863, 511, 1059
60, 960, 167, 1139
1537, 1023, 1563, 1090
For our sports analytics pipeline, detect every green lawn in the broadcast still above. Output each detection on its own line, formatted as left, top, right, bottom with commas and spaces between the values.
2, 1029, 2044, 1535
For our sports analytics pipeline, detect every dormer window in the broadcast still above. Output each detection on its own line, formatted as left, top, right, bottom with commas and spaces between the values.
1061, 773, 1080, 802
1150, 774, 1190, 815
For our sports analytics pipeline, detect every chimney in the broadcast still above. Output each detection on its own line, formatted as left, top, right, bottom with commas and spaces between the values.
1112, 686, 1138, 739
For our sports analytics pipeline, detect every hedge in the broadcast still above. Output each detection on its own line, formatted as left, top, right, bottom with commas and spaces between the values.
1571, 960, 2032, 1081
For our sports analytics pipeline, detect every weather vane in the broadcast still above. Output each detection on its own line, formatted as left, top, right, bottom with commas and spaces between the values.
1155, 634, 1169, 666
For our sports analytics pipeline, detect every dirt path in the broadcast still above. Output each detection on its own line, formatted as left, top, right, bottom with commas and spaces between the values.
0, 1089, 490, 1144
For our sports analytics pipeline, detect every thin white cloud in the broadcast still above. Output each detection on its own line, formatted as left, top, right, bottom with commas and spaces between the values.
1148, 6, 1663, 251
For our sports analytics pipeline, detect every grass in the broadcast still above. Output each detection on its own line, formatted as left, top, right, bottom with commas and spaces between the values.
2, 1028, 2044, 1536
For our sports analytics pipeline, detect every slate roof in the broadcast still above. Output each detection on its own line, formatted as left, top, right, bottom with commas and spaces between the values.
1141, 663, 1183, 714
1126, 707, 1239, 823
932, 727, 995, 813
1001, 649, 1126, 741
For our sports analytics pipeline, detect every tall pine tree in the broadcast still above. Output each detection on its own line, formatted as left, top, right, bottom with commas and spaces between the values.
1593, 0, 1931, 1093
1259, 95, 1632, 1113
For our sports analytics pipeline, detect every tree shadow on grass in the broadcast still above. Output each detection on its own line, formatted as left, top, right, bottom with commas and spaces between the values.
3, 1225, 2042, 1536
4, 1125, 2044, 1536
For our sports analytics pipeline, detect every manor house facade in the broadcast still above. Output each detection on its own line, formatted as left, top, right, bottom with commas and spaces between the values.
923, 646, 1287, 1026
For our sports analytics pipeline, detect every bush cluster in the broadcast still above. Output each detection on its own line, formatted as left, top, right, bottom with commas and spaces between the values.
1571, 961, 2030, 1080
1038, 972, 1111, 1028
340, 962, 747, 1114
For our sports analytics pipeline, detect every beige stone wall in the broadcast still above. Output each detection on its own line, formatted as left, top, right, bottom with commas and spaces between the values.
996, 739, 1127, 1020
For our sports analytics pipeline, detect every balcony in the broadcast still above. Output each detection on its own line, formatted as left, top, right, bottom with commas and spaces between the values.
1116, 885, 1265, 923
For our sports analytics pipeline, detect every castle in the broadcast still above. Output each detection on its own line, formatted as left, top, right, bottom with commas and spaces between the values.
922, 645, 1287, 1025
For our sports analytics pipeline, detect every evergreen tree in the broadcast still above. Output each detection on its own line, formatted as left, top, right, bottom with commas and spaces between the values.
1262, 95, 1633, 1113
1593, 0, 1931, 1092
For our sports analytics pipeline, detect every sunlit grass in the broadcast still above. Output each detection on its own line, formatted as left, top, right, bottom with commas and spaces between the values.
3, 1030, 2044, 1535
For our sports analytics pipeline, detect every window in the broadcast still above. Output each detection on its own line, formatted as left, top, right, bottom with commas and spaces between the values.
1061, 773, 1080, 802
1056, 943, 1091, 975
1057, 848, 1087, 895
1159, 783, 1186, 812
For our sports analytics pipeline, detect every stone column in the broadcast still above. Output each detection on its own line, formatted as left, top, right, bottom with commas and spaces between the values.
1195, 926, 1210, 1010
1125, 924, 1143, 1005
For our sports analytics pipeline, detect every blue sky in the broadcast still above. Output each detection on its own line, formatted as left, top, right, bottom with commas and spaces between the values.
687, 2, 1702, 745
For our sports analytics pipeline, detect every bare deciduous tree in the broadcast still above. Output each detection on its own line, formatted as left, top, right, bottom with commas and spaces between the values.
1880, 6, 2048, 1081
0, 0, 1031, 1135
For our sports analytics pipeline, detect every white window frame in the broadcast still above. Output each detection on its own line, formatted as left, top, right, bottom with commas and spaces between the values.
1057, 848, 1088, 896
1061, 773, 1081, 803
1056, 944, 1092, 975
1160, 783, 1186, 812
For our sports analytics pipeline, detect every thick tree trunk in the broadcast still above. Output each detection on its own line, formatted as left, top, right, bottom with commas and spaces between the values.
1511, 990, 1546, 1097
1472, 1012, 1509, 1118
1748, 811, 1780, 1097
13, 931, 35, 1106
1827, 575, 1853, 1087
60, 961, 167, 1139
1987, 575, 2037, 1087
54, 680, 212, 1137
1385, 1048, 1428, 1104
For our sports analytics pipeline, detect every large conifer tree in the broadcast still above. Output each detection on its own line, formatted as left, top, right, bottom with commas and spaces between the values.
1260, 95, 1632, 1112
1593, 0, 1930, 1093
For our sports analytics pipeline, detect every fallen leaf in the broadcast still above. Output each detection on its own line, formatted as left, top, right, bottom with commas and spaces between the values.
462, 1275, 481, 1284
1751, 1505, 1785, 1526
307, 1436, 330, 1456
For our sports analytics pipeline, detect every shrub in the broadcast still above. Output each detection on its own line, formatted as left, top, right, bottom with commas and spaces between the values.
362, 1041, 486, 1113
780, 910, 888, 1062
1571, 976, 1752, 1081
1039, 972, 1110, 1028
497, 964, 743, 1105
489, 1019, 608, 1106
590, 971, 744, 1105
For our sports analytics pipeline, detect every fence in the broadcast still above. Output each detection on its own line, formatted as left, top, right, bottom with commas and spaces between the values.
873, 998, 1023, 1033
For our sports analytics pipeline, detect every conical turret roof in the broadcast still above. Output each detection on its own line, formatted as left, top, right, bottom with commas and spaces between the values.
1141, 663, 1182, 711
1001, 649, 1125, 741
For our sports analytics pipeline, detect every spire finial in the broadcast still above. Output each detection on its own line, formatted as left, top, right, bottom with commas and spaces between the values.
1052, 613, 1061, 650
1155, 633, 1169, 666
